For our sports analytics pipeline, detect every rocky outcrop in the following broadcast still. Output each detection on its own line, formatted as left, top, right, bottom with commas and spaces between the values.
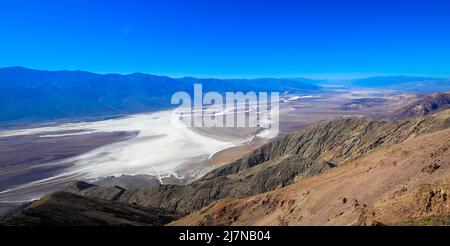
68, 157, 333, 213
0, 191, 181, 226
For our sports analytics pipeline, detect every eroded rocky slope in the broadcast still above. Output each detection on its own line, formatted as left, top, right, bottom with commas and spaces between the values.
374, 92, 450, 121
66, 109, 450, 213
171, 127, 450, 225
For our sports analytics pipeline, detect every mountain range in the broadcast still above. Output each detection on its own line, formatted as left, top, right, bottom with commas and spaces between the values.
1, 67, 450, 127
0, 67, 320, 127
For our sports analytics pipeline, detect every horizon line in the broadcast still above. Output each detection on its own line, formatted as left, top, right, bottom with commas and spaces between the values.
1, 66, 449, 81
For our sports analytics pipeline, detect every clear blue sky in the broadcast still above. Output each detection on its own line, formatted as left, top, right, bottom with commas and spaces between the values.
0, 0, 449, 78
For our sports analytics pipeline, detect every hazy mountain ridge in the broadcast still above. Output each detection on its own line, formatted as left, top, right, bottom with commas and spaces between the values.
0, 67, 321, 126
2, 67, 450, 127
351, 76, 450, 92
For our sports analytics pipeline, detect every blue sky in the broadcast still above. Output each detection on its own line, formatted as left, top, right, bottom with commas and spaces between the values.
0, 0, 449, 78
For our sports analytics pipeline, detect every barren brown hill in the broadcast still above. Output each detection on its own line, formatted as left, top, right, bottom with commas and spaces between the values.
170, 127, 450, 226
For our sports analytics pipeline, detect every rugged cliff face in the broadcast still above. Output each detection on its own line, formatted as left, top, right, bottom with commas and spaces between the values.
399, 92, 450, 117
372, 92, 450, 121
